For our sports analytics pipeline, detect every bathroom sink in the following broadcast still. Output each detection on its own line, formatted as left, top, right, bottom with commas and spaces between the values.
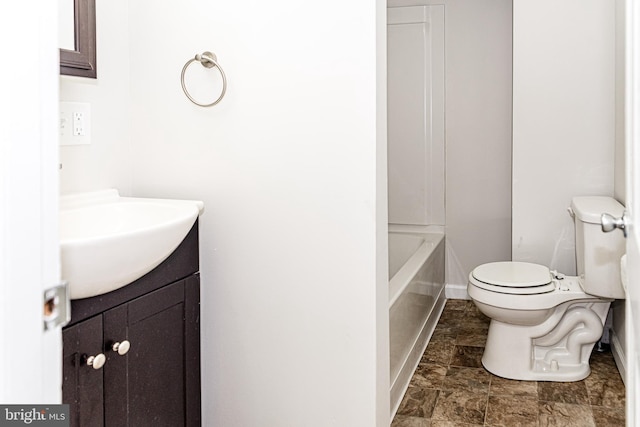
60, 189, 204, 299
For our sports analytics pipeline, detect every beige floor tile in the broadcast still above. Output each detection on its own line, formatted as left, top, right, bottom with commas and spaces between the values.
430, 421, 482, 427
589, 352, 621, 377
431, 325, 458, 342
397, 385, 440, 418
538, 380, 590, 405
456, 324, 489, 347
441, 367, 491, 393
485, 395, 538, 427
422, 341, 455, 365
413, 363, 447, 390
437, 310, 461, 327
591, 406, 625, 427
392, 415, 431, 427
450, 346, 484, 368
584, 372, 626, 409
431, 390, 487, 425
538, 402, 596, 427
489, 375, 537, 398
444, 299, 468, 312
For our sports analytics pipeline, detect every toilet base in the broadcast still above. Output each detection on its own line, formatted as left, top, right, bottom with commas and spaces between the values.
480, 301, 611, 381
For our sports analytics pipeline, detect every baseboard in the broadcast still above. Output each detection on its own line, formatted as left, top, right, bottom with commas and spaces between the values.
445, 283, 469, 300
611, 330, 626, 386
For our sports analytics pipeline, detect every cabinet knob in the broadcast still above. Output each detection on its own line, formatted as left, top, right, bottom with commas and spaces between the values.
86, 353, 106, 370
112, 340, 131, 356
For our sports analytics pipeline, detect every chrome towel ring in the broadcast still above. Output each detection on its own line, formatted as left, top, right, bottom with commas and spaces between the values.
181, 51, 227, 107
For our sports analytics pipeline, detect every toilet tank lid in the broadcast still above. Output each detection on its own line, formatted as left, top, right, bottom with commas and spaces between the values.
571, 196, 624, 224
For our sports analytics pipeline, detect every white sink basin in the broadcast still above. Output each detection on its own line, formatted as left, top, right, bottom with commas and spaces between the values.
60, 190, 204, 299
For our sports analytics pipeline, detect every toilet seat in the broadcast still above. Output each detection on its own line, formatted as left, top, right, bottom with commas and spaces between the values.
468, 261, 600, 311
471, 262, 556, 295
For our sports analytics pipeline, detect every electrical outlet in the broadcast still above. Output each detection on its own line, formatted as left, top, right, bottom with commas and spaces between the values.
60, 102, 91, 145
73, 112, 85, 136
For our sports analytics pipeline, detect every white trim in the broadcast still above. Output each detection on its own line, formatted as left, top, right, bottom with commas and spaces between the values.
445, 283, 470, 300
625, 0, 640, 424
611, 329, 627, 386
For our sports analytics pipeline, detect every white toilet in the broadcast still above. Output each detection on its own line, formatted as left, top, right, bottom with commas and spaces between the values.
467, 196, 626, 381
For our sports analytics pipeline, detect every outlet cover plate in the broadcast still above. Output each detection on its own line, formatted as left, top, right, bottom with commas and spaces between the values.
60, 102, 91, 146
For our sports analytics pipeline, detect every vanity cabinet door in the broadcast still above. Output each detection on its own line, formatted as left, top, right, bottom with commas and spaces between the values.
62, 315, 104, 427
62, 273, 201, 427
103, 275, 201, 426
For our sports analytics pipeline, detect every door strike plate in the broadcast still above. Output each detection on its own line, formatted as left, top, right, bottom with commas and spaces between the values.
44, 282, 71, 330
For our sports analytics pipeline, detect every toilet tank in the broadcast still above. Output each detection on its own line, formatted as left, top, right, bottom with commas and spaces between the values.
571, 196, 626, 299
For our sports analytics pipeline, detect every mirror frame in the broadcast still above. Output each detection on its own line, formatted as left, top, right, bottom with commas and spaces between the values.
60, 0, 97, 78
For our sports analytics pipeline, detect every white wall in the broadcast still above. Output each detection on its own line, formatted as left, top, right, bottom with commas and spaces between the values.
62, 1, 390, 425
444, 0, 513, 290
388, 0, 513, 292
59, 0, 132, 195
512, 0, 616, 274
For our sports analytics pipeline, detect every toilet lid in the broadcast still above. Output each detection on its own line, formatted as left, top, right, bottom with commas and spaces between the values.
471, 262, 556, 295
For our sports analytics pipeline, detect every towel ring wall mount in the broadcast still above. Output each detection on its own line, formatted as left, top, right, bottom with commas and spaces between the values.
181, 51, 227, 107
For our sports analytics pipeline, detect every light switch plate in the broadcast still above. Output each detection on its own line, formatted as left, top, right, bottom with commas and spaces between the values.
60, 102, 91, 145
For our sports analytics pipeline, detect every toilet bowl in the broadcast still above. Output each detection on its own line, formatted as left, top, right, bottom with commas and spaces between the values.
468, 262, 611, 381
467, 196, 626, 382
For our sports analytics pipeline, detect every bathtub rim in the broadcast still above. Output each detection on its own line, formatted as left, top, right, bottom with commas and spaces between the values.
388, 224, 445, 308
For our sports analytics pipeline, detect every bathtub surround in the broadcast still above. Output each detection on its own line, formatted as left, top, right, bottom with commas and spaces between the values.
386, 4, 447, 414
385, 4, 512, 406
387, 5, 445, 227
388, 0, 514, 296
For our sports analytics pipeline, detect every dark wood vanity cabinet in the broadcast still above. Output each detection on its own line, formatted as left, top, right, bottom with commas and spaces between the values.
63, 222, 201, 427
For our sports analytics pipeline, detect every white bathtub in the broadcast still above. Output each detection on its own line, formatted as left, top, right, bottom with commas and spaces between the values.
388, 224, 445, 416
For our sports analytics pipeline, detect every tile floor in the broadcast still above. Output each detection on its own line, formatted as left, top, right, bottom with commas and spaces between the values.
392, 299, 626, 427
